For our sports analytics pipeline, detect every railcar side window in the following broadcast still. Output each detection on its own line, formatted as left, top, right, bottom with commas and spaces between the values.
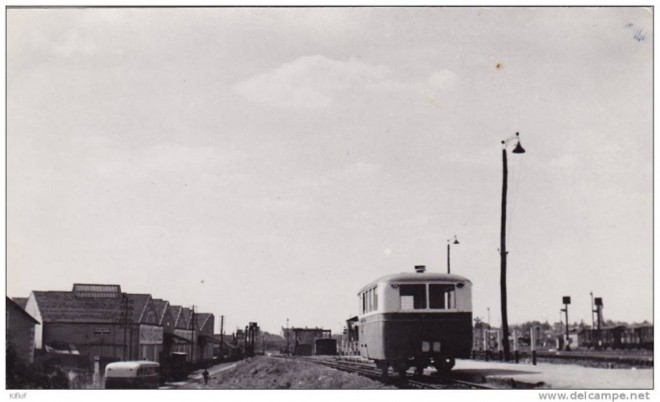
361, 287, 378, 313
429, 284, 455, 309
399, 284, 427, 309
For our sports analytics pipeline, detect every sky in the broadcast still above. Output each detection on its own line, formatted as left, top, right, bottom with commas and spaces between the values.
6, 7, 653, 335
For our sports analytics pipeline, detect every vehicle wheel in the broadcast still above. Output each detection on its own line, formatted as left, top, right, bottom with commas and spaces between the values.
434, 356, 455, 374
375, 360, 389, 378
393, 361, 408, 379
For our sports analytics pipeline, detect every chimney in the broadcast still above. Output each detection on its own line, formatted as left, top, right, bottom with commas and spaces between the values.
414, 265, 426, 273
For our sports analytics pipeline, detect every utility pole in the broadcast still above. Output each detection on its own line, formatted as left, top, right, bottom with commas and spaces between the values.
220, 315, 224, 360
119, 294, 133, 360
190, 305, 196, 366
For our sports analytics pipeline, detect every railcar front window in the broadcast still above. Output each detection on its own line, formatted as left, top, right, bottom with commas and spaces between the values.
429, 284, 455, 309
399, 284, 427, 309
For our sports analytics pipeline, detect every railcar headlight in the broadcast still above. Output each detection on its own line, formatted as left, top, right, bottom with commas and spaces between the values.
421, 341, 430, 352
433, 342, 441, 352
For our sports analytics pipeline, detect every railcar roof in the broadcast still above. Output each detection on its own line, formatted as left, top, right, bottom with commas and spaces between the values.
358, 272, 471, 294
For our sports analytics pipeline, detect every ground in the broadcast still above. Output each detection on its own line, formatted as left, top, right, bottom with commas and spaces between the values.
450, 359, 653, 389
182, 356, 394, 390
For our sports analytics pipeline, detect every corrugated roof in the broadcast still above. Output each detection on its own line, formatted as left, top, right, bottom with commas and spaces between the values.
168, 305, 183, 327
177, 308, 192, 329
152, 299, 170, 325
32, 290, 153, 324
195, 313, 213, 331
6, 297, 40, 324
12, 297, 28, 309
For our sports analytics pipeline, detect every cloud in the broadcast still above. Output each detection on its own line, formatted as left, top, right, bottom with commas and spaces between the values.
428, 69, 459, 89
233, 55, 402, 110
51, 29, 98, 57
233, 55, 460, 110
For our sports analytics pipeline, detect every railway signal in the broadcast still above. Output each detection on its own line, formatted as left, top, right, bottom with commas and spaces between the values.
593, 297, 604, 350
561, 296, 571, 351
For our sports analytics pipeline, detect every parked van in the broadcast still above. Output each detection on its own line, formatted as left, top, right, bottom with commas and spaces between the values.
104, 361, 160, 389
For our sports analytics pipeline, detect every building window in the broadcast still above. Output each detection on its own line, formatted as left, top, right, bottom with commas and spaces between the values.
399, 284, 427, 309
429, 284, 455, 309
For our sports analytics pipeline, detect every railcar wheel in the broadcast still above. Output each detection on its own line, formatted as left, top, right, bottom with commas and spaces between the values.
375, 360, 389, 378
393, 361, 408, 379
434, 356, 455, 374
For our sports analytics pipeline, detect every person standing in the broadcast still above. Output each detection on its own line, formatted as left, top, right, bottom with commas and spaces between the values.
202, 368, 209, 386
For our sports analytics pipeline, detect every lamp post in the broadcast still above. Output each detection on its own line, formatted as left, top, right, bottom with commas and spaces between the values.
499, 132, 526, 361
447, 235, 459, 274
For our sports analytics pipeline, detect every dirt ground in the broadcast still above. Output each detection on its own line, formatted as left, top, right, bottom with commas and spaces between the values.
184, 356, 394, 390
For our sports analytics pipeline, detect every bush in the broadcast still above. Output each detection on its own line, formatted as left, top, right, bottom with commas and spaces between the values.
6, 344, 70, 389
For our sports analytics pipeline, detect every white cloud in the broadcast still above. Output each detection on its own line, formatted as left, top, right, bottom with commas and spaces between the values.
233, 55, 402, 110
428, 69, 459, 89
233, 55, 460, 110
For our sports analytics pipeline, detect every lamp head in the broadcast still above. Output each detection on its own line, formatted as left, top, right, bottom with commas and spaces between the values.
512, 141, 526, 154
452, 235, 460, 245
512, 131, 526, 154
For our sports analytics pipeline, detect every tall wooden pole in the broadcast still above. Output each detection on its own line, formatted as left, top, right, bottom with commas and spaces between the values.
220, 315, 224, 359
191, 306, 195, 365
447, 243, 451, 274
500, 147, 511, 361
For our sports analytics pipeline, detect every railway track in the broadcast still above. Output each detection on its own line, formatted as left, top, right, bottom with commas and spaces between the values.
300, 356, 496, 390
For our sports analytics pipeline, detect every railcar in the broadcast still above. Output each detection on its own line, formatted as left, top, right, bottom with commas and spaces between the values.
352, 266, 473, 377
578, 325, 653, 351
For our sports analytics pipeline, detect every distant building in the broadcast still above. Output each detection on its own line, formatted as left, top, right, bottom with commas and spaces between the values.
23, 284, 163, 365
283, 327, 332, 356
6, 297, 39, 365
169, 307, 215, 364
195, 313, 217, 362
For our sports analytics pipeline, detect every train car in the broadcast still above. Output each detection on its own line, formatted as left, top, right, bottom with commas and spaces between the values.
314, 338, 338, 355
159, 352, 189, 382
104, 361, 160, 389
354, 266, 472, 377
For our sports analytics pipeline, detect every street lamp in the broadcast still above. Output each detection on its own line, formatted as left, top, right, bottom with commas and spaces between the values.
499, 132, 526, 361
447, 235, 459, 274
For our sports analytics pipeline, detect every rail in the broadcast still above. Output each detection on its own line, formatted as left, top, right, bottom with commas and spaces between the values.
299, 356, 496, 390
